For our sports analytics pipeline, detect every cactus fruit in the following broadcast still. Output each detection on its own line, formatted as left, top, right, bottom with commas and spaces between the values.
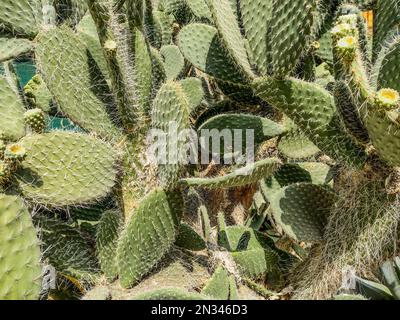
24, 108, 46, 134
0, 160, 9, 186
0, 195, 42, 300
336, 36, 357, 61
218, 225, 279, 279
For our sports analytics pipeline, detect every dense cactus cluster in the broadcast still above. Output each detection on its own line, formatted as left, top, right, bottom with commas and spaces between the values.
0, 0, 400, 301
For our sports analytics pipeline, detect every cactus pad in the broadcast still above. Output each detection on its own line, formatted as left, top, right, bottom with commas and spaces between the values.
278, 127, 320, 159
180, 158, 282, 189
268, 0, 315, 77
365, 110, 400, 166
117, 189, 183, 288
201, 266, 230, 300
15, 132, 118, 207
0, 0, 42, 38
160, 45, 185, 80
23, 75, 53, 113
254, 76, 366, 166
96, 209, 123, 280
0, 195, 41, 300
24, 108, 46, 134
132, 288, 208, 300
208, 0, 254, 79
0, 77, 26, 141
199, 114, 286, 147
269, 183, 336, 242
240, 0, 273, 75
374, 34, 400, 92
0, 38, 33, 62
152, 81, 191, 189
178, 23, 248, 83
35, 26, 121, 139
261, 162, 333, 201
218, 226, 279, 278
38, 218, 99, 281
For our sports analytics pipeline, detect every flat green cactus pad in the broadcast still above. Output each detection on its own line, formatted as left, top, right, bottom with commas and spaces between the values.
15, 132, 118, 207
199, 114, 286, 147
96, 209, 123, 280
135, 29, 154, 112
254, 76, 366, 166
77, 22, 109, 79
231, 248, 279, 279
334, 81, 370, 144
175, 223, 206, 251
23, 75, 53, 113
117, 189, 183, 288
209, 0, 254, 79
160, 45, 185, 80
0, 38, 33, 63
0, 195, 42, 300
240, 0, 273, 75
132, 288, 208, 300
270, 183, 336, 242
261, 162, 333, 201
269, 0, 315, 77
201, 266, 230, 300
152, 81, 191, 189
179, 77, 205, 111
374, 34, 400, 92
373, 0, 400, 60
278, 127, 320, 159
180, 158, 282, 189
0, 77, 26, 141
365, 110, 400, 166
178, 23, 248, 84
0, 0, 42, 38
35, 26, 121, 139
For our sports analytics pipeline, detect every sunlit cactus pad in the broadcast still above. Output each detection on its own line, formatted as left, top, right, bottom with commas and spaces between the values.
14, 132, 118, 207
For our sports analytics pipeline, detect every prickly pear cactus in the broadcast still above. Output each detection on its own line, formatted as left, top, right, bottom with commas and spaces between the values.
0, 195, 41, 300
1, 0, 400, 302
